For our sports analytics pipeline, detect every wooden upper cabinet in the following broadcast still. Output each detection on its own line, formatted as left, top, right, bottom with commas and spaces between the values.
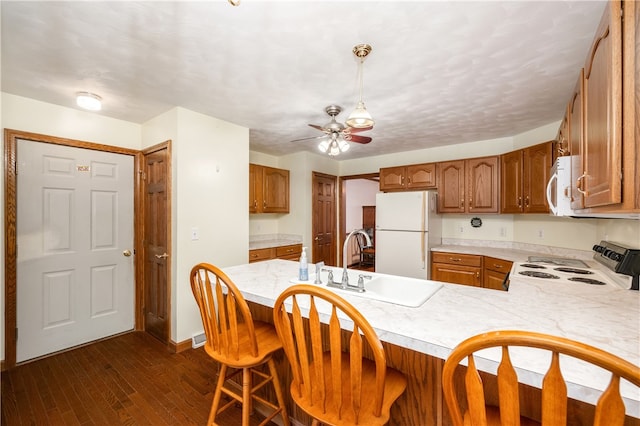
500, 142, 552, 214
438, 156, 499, 213
438, 160, 466, 213
582, 0, 622, 208
249, 163, 290, 214
568, 71, 585, 211
379, 163, 436, 191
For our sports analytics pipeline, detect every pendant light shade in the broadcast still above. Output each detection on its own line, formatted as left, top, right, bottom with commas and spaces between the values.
346, 44, 374, 129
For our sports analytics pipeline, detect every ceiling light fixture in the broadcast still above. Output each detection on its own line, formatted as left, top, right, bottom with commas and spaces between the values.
318, 132, 350, 157
346, 44, 374, 129
76, 92, 102, 111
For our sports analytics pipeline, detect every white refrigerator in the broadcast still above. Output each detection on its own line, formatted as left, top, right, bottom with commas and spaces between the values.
375, 191, 442, 279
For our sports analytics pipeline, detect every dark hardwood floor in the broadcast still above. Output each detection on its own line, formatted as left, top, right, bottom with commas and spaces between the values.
1, 332, 277, 425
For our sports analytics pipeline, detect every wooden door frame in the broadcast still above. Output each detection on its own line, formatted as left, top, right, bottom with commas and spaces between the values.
141, 141, 172, 347
311, 172, 337, 266
3, 129, 143, 370
338, 173, 379, 267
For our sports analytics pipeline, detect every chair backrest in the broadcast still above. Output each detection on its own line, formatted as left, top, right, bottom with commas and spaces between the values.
273, 284, 389, 421
190, 263, 258, 360
442, 330, 640, 426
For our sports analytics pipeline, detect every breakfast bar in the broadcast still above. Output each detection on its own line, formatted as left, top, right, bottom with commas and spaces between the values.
222, 258, 640, 425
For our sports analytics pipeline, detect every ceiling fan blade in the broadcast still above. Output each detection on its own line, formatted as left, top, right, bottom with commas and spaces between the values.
346, 134, 372, 144
308, 124, 328, 132
345, 126, 373, 134
290, 135, 327, 143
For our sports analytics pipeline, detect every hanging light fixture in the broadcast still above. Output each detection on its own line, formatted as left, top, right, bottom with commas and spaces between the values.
76, 92, 102, 111
346, 44, 374, 129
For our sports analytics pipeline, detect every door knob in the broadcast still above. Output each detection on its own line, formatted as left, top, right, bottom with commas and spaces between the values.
155, 253, 169, 259
123, 249, 132, 257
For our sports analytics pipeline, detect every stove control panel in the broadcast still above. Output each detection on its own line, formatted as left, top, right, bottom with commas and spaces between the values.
592, 241, 640, 290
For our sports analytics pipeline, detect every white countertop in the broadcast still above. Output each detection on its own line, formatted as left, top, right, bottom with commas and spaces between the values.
222, 259, 640, 418
249, 233, 303, 250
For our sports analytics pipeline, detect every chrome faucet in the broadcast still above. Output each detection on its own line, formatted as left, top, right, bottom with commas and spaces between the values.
341, 229, 373, 287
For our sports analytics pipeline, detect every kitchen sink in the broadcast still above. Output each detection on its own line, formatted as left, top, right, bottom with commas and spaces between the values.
291, 267, 443, 308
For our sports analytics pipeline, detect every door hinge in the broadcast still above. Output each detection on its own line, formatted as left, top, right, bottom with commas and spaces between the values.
15, 327, 18, 340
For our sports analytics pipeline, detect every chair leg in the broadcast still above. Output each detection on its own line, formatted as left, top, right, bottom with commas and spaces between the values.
242, 367, 252, 426
209, 364, 228, 425
267, 357, 290, 426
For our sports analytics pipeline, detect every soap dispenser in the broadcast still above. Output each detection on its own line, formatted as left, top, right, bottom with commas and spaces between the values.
299, 247, 309, 281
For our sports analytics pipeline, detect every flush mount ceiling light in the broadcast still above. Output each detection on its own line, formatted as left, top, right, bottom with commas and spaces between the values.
346, 44, 374, 129
76, 92, 102, 111
228, 0, 240, 5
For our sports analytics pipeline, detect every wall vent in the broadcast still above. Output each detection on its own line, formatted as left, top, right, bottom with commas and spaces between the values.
192, 332, 206, 348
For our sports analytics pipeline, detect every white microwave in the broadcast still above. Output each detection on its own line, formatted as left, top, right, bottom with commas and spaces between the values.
546, 156, 573, 216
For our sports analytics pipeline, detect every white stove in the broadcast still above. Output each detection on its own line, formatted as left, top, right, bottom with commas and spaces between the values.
510, 243, 639, 290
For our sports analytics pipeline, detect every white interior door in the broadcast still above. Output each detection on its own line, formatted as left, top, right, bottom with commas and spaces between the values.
17, 140, 134, 362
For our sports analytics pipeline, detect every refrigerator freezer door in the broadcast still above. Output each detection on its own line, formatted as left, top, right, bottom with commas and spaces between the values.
375, 230, 430, 279
376, 191, 427, 232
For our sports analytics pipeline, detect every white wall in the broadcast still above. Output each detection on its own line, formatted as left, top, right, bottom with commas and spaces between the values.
1, 92, 143, 361
345, 179, 378, 232
143, 107, 249, 344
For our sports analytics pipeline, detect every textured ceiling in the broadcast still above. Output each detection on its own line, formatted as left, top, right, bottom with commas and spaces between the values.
1, 1, 607, 160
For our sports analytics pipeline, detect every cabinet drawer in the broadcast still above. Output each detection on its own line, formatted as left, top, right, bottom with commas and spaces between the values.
432, 252, 482, 267
249, 248, 274, 263
276, 244, 302, 259
484, 256, 513, 273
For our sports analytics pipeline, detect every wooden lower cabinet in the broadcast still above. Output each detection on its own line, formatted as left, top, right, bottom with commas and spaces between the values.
249, 243, 301, 263
246, 301, 629, 426
432, 252, 511, 291
431, 252, 482, 287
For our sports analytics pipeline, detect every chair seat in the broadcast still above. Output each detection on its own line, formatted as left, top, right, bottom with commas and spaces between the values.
291, 352, 407, 426
204, 320, 283, 368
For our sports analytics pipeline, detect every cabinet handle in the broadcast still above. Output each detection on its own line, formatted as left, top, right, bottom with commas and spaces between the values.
469, 198, 472, 209
576, 173, 588, 195
525, 196, 530, 207
460, 200, 464, 208
476, 271, 480, 278
407, 176, 411, 184
251, 253, 258, 258
286, 248, 293, 253
253, 200, 257, 208
517, 196, 522, 207
493, 264, 502, 269
263, 200, 267, 208
449, 257, 461, 262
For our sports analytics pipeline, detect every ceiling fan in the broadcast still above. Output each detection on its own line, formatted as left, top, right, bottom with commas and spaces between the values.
291, 105, 372, 156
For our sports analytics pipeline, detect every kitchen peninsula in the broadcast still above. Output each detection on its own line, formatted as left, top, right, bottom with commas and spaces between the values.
222, 259, 640, 425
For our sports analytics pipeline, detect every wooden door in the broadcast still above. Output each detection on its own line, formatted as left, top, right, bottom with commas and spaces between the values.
142, 143, 171, 344
582, 1, 622, 207
379, 166, 406, 191
467, 156, 499, 213
17, 140, 135, 362
407, 163, 437, 189
523, 142, 552, 213
568, 71, 586, 210
438, 160, 465, 213
500, 150, 523, 213
262, 166, 289, 213
312, 172, 336, 266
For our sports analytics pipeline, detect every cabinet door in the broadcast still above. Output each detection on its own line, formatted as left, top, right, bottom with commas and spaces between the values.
523, 142, 552, 213
583, 1, 622, 207
379, 166, 406, 191
568, 72, 586, 211
406, 163, 437, 189
249, 163, 260, 213
467, 156, 499, 213
431, 263, 482, 287
262, 166, 290, 213
500, 150, 523, 213
483, 269, 508, 291
438, 160, 465, 213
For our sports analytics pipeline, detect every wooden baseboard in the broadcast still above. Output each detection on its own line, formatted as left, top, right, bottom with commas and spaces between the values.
172, 338, 193, 353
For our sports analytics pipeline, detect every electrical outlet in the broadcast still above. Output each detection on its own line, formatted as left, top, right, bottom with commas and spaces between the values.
191, 227, 199, 241
500, 227, 506, 237
537, 229, 544, 238
459, 226, 464, 233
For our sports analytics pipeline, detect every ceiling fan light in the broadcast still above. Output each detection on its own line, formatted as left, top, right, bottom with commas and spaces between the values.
346, 101, 374, 128
338, 138, 350, 152
76, 92, 102, 111
318, 139, 330, 153
329, 141, 340, 156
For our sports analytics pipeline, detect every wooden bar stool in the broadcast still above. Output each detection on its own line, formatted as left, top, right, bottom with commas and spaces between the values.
442, 330, 640, 426
190, 263, 290, 426
273, 284, 407, 426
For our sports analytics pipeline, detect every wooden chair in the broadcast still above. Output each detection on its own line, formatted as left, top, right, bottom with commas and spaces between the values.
442, 330, 640, 426
190, 263, 290, 426
356, 232, 375, 268
273, 284, 407, 426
